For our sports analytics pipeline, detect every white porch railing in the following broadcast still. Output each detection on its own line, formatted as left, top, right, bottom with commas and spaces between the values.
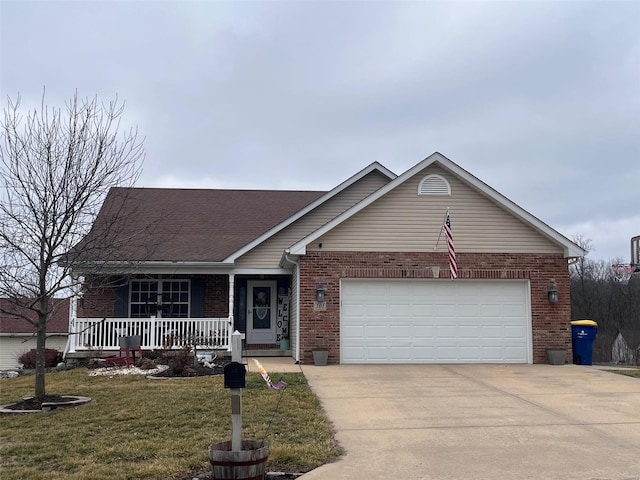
69, 317, 232, 352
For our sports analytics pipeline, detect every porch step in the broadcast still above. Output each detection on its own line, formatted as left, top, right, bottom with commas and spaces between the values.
242, 349, 292, 358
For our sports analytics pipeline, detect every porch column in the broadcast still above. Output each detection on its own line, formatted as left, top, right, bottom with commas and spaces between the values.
65, 274, 79, 356
228, 273, 235, 350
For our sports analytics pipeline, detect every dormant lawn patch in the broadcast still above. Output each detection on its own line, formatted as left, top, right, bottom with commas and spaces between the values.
0, 368, 342, 480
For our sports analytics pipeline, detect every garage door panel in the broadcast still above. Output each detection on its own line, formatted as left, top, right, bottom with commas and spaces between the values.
389, 304, 412, 317
412, 325, 434, 338
388, 346, 412, 360
343, 324, 365, 339
366, 304, 388, 317
503, 304, 525, 316
342, 303, 366, 317
341, 280, 531, 364
459, 325, 482, 338
504, 325, 526, 338
459, 346, 482, 360
390, 324, 412, 338
434, 304, 456, 317
366, 325, 389, 339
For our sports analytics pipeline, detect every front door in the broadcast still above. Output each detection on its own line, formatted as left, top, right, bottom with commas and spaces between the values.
246, 281, 277, 344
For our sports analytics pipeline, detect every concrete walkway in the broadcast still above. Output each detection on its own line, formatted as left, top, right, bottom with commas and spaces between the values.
297, 364, 640, 479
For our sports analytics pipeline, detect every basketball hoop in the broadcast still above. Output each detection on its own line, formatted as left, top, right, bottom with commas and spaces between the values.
611, 264, 637, 285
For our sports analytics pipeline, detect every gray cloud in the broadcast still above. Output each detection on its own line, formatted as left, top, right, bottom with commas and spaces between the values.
2, 0, 638, 262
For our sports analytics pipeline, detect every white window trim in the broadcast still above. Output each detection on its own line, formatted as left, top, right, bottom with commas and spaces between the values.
129, 279, 191, 318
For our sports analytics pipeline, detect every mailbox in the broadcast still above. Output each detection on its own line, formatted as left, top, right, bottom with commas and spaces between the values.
224, 362, 246, 389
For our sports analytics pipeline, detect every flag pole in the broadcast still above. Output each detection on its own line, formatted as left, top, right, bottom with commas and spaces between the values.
434, 207, 450, 250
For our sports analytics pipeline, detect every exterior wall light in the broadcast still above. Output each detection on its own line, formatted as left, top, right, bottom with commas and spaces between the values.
316, 284, 326, 303
547, 279, 558, 304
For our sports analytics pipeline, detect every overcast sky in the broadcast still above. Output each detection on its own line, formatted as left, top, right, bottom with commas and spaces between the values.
1, 1, 638, 263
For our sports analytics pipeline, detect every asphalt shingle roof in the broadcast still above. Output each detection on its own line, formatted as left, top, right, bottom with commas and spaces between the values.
0, 298, 69, 334
73, 187, 326, 262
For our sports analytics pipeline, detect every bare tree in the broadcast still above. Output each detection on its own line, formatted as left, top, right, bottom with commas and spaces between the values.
0, 90, 144, 399
570, 234, 640, 362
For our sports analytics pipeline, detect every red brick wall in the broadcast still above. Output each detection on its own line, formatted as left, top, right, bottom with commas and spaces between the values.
298, 251, 572, 365
79, 285, 116, 317
202, 275, 229, 317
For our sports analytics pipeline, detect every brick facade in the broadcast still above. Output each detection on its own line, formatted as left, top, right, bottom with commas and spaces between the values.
298, 251, 572, 365
202, 275, 229, 318
78, 284, 116, 318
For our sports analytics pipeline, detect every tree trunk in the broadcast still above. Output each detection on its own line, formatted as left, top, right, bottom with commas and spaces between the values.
35, 315, 47, 400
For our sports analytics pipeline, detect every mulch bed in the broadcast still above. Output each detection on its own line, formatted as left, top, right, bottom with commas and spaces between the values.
3, 395, 68, 411
148, 355, 230, 378
150, 363, 226, 378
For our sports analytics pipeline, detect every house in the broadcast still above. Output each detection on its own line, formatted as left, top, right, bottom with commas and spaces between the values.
66, 152, 584, 364
0, 298, 69, 370
612, 329, 640, 365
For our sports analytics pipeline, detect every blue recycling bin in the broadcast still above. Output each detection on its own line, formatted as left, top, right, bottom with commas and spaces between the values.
571, 320, 598, 365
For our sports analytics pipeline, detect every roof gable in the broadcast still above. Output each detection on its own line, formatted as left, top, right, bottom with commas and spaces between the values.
225, 162, 395, 263
289, 152, 585, 258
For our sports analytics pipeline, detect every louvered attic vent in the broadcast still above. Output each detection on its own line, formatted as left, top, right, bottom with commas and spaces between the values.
418, 174, 451, 195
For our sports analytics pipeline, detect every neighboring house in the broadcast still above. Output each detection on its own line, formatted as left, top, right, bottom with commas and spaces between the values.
612, 329, 640, 365
0, 298, 69, 370
66, 152, 584, 365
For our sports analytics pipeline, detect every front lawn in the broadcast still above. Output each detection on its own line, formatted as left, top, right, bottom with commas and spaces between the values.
0, 368, 342, 480
608, 368, 640, 379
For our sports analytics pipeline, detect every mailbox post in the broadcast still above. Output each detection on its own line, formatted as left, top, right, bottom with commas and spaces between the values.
224, 331, 245, 452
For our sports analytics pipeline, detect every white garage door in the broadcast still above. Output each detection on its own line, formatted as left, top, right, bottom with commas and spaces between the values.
341, 279, 531, 364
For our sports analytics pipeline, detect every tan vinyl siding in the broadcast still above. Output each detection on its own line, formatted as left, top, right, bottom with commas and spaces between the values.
290, 263, 299, 361
235, 171, 390, 268
310, 165, 563, 254
0, 335, 67, 369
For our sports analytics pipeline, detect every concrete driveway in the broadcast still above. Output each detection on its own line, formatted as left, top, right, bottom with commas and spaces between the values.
299, 364, 640, 480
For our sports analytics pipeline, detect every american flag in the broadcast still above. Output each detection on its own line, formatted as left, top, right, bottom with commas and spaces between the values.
443, 213, 457, 279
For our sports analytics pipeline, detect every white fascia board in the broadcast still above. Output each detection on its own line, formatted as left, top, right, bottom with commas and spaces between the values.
229, 268, 292, 275
72, 261, 236, 276
223, 162, 397, 263
289, 152, 586, 258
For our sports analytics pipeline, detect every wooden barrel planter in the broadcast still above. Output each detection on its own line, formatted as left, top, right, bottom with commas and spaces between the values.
209, 440, 269, 480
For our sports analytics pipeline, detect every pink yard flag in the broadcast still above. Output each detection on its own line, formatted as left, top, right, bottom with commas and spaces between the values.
252, 359, 287, 390
443, 213, 458, 279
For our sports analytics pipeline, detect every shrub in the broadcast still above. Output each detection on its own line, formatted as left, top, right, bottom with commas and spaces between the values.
168, 346, 196, 375
18, 348, 60, 369
138, 357, 157, 370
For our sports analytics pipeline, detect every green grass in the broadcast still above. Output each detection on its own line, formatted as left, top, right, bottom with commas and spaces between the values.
608, 368, 640, 379
0, 368, 342, 480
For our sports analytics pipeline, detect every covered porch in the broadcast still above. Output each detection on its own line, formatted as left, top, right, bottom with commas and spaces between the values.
65, 271, 293, 358
66, 316, 232, 355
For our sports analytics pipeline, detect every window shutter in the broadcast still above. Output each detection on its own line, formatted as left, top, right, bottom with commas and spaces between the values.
114, 284, 129, 318
191, 278, 205, 318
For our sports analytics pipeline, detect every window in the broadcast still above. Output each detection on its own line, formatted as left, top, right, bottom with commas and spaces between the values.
418, 174, 451, 195
130, 280, 190, 318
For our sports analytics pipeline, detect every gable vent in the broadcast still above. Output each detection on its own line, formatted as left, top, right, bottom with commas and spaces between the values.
418, 174, 451, 195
